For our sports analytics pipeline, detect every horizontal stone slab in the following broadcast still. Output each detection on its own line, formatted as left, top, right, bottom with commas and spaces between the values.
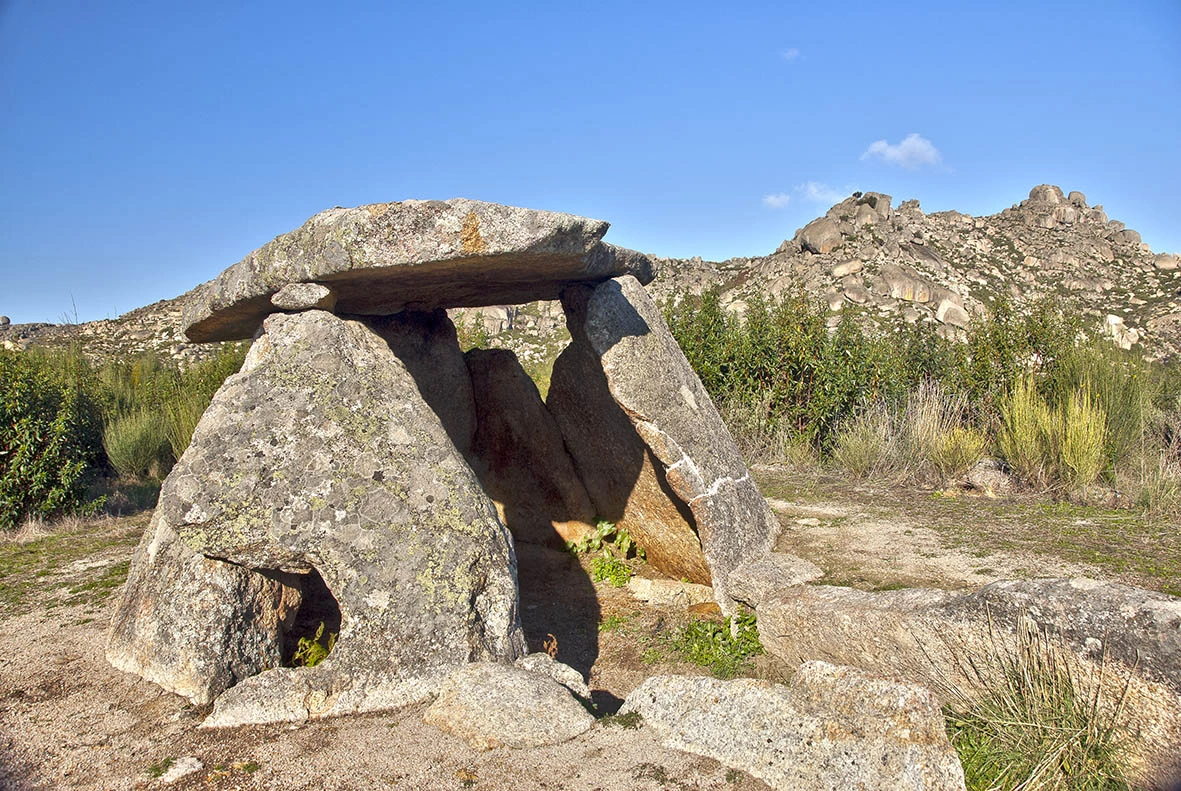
183, 199, 655, 342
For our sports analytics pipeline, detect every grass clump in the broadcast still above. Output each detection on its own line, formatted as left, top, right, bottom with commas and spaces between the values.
102, 409, 172, 480
671, 611, 763, 679
942, 620, 1132, 791
600, 710, 643, 729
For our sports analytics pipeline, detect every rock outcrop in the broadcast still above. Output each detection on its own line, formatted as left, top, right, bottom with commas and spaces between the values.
621, 664, 966, 791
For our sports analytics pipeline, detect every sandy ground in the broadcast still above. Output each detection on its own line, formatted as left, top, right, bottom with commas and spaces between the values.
1, 469, 1174, 790
0, 526, 771, 791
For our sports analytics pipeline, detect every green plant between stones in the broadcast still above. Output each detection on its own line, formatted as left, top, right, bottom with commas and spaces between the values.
291, 621, 337, 668
671, 611, 763, 679
591, 555, 633, 587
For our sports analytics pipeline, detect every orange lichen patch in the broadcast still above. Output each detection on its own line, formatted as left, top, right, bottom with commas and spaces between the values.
461, 211, 487, 254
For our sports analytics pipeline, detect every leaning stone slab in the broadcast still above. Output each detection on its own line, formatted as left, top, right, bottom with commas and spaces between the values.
754, 580, 1181, 786
114, 309, 525, 719
183, 198, 655, 342
626, 577, 716, 609
106, 512, 302, 705
557, 276, 782, 613
423, 663, 595, 750
620, 664, 966, 791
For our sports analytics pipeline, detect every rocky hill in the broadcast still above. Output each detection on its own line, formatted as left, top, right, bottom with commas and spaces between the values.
4, 185, 1178, 363
649, 184, 1181, 358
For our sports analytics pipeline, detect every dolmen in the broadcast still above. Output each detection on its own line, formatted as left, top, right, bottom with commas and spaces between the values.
106, 198, 809, 727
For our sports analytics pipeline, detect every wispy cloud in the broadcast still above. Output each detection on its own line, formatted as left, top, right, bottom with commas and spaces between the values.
860, 133, 942, 169
795, 181, 846, 204
762, 192, 792, 209
780, 47, 801, 62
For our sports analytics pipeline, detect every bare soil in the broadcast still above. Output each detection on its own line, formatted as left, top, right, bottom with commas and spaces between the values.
1, 468, 1175, 790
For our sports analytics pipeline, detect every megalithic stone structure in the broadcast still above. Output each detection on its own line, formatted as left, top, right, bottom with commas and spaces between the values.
107, 198, 803, 725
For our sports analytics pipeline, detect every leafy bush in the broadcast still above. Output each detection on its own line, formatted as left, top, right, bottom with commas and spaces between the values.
590, 555, 633, 587
0, 349, 104, 529
671, 612, 764, 679
291, 621, 336, 667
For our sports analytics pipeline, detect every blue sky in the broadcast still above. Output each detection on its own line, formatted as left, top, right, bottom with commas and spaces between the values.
1, 1, 1178, 324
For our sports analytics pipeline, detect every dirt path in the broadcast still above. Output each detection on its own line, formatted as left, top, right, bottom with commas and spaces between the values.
754, 465, 1181, 595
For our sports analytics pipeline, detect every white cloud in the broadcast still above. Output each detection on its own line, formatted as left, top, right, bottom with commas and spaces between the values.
795, 181, 846, 204
780, 47, 801, 62
860, 133, 942, 169
762, 192, 791, 209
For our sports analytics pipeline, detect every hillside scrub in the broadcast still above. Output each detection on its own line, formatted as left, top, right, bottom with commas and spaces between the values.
665, 289, 1181, 507
0, 344, 246, 529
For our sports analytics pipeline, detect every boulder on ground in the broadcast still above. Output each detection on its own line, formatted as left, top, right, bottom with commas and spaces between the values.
621, 664, 966, 791
423, 663, 594, 750
113, 309, 524, 723
183, 198, 655, 342
753, 580, 1181, 785
798, 217, 842, 255
465, 347, 595, 547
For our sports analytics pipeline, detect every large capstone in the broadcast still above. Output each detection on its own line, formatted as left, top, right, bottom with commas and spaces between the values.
110, 309, 525, 723
182, 199, 655, 342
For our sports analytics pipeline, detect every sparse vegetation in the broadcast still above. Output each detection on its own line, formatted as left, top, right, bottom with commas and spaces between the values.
591, 555, 633, 587
291, 621, 337, 667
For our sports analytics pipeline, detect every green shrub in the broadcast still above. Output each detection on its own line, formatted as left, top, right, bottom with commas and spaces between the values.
1059, 391, 1107, 488
671, 612, 763, 679
830, 404, 895, 478
0, 349, 104, 529
998, 376, 1058, 487
933, 427, 990, 481
102, 409, 173, 480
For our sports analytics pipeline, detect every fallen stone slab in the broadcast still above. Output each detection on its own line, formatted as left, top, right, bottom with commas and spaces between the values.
183, 198, 655, 342
625, 577, 716, 609
514, 652, 590, 699
726, 554, 824, 609
201, 666, 448, 728
423, 663, 595, 750
620, 663, 966, 791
